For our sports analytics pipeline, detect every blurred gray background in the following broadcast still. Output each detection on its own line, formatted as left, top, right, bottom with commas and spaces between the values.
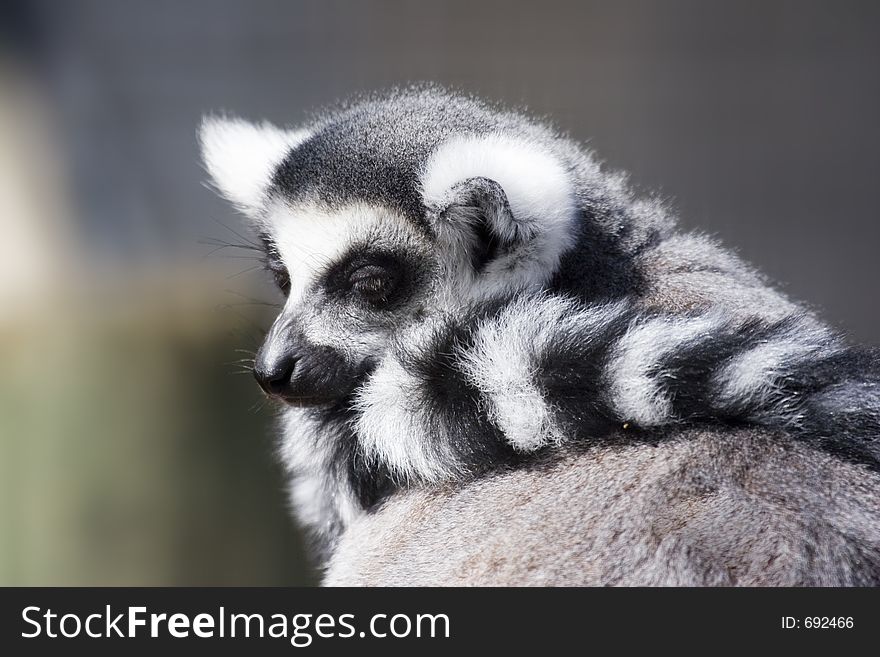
1, 0, 878, 585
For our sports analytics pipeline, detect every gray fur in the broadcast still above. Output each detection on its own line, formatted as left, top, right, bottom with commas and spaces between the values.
327, 428, 880, 586
199, 86, 880, 586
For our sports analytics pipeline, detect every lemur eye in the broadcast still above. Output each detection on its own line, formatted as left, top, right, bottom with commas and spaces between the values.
349, 265, 397, 303
258, 234, 291, 296
272, 268, 291, 296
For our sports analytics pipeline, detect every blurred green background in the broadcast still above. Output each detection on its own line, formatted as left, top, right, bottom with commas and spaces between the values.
1, 0, 878, 585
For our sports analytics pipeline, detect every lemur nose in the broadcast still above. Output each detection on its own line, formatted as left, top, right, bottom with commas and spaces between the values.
253, 354, 298, 397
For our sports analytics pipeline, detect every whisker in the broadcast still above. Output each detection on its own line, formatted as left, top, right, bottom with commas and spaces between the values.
208, 252, 266, 260
211, 216, 263, 250
224, 289, 282, 308
225, 358, 256, 366
199, 237, 263, 252
220, 306, 270, 335
226, 264, 263, 280
249, 398, 269, 413
200, 242, 265, 260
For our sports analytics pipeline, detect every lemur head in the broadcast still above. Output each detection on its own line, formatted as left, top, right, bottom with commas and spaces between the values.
200, 88, 580, 406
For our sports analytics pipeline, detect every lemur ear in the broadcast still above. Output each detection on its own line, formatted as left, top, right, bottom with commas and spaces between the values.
420, 134, 577, 279
198, 116, 309, 215
434, 176, 516, 271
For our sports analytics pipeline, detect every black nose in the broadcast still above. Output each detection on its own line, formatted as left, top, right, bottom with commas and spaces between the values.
253, 354, 298, 397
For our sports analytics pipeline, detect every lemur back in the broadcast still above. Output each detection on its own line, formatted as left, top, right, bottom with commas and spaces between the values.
326, 428, 880, 586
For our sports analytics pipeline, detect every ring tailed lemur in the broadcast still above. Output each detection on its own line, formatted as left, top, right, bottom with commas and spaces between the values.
199, 87, 880, 585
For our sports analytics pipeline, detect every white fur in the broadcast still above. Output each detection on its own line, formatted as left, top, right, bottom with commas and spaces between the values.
267, 201, 427, 360
268, 201, 421, 302
268, 201, 369, 303
420, 134, 577, 297
199, 116, 309, 214
420, 134, 574, 239
353, 343, 460, 483
278, 408, 361, 537
462, 295, 629, 451
463, 327, 561, 452
609, 313, 724, 426
715, 320, 841, 411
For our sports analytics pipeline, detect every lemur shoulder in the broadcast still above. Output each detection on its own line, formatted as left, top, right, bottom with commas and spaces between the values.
200, 87, 880, 585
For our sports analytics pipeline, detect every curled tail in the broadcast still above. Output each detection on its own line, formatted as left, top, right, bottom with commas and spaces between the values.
353, 294, 880, 484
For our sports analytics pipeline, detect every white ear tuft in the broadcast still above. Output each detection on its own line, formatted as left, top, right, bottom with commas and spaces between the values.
198, 116, 309, 215
420, 133, 578, 294
420, 133, 575, 235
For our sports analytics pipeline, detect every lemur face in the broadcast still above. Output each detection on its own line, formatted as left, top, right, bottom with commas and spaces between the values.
200, 89, 578, 406
251, 201, 437, 404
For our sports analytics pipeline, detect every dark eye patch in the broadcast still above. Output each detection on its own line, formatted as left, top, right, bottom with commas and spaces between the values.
258, 231, 291, 296
322, 246, 419, 309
